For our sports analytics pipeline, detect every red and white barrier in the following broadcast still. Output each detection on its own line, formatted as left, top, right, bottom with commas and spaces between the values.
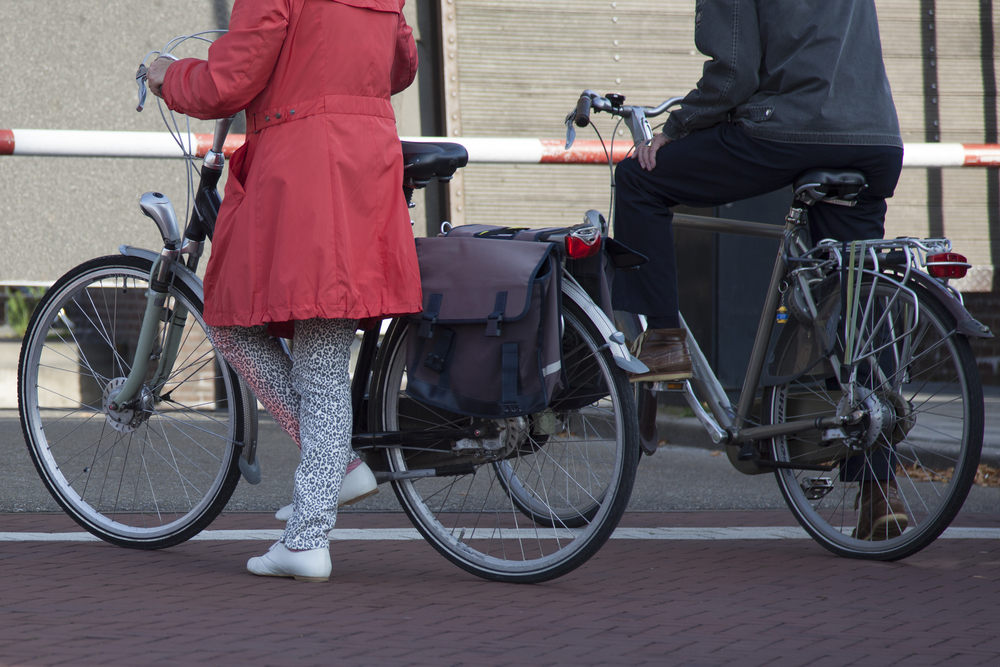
0, 129, 243, 159
2, 129, 999, 167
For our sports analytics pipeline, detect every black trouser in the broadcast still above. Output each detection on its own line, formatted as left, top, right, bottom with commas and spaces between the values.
613, 122, 904, 328
613, 122, 904, 481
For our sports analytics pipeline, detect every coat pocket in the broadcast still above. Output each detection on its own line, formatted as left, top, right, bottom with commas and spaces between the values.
739, 106, 775, 122
226, 142, 249, 196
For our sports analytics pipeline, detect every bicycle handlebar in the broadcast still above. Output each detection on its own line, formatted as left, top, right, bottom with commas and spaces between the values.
574, 95, 593, 128
564, 90, 684, 149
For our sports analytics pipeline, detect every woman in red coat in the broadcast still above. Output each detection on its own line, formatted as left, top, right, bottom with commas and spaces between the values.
149, 0, 423, 582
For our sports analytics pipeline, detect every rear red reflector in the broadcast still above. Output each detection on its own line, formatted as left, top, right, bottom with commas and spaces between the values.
926, 252, 970, 279
565, 232, 602, 259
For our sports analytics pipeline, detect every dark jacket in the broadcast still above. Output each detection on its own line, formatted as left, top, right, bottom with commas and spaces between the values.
664, 0, 902, 147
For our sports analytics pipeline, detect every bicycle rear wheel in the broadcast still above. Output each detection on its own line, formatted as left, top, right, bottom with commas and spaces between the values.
764, 277, 983, 560
18, 255, 252, 549
368, 299, 639, 583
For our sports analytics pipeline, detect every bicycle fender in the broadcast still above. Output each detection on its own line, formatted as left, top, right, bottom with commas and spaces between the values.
119, 245, 205, 303
900, 271, 993, 339
562, 279, 648, 373
117, 245, 261, 482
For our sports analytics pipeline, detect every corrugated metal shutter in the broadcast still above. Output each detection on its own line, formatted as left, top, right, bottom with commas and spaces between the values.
877, 0, 1000, 292
440, 0, 701, 230
442, 0, 999, 290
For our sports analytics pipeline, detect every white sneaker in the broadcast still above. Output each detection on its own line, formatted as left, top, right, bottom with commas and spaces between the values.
247, 542, 331, 582
274, 459, 379, 522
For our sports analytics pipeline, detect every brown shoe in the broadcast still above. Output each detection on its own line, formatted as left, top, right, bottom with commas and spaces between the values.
853, 480, 909, 541
628, 328, 693, 383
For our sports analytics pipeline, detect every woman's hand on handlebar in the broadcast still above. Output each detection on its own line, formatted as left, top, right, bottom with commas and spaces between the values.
635, 132, 672, 171
147, 57, 173, 98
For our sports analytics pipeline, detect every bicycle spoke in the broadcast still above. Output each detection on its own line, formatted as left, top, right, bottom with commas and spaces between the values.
768, 276, 980, 560
19, 258, 244, 546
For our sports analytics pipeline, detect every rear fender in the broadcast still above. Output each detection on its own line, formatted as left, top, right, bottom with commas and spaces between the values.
893, 270, 992, 338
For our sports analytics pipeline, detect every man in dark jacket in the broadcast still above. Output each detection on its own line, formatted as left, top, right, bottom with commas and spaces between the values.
616, 0, 905, 539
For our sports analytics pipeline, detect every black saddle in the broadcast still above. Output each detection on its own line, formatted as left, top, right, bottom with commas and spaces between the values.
793, 169, 868, 206
401, 141, 469, 188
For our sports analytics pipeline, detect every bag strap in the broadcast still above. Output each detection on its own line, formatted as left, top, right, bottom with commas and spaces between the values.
474, 227, 529, 239
486, 292, 507, 337
419, 292, 443, 338
424, 328, 455, 374
501, 342, 519, 414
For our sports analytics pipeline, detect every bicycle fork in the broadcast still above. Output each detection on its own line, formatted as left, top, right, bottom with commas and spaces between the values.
106, 192, 188, 413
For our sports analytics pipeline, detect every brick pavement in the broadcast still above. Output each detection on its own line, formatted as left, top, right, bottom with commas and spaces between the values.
0, 511, 998, 667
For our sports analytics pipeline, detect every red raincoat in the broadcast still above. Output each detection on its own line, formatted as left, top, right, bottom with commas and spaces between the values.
162, 0, 422, 334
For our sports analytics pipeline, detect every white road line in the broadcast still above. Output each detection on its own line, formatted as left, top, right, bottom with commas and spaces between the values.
0, 527, 998, 542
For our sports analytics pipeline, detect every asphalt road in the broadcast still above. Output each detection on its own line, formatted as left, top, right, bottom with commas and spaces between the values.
2, 408, 996, 517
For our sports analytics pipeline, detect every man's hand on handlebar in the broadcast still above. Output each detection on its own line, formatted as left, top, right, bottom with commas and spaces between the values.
635, 133, 672, 171
147, 57, 173, 98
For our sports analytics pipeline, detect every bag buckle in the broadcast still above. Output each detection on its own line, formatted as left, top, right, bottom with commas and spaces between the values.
419, 293, 444, 338
486, 291, 508, 337
424, 329, 455, 373
419, 313, 437, 339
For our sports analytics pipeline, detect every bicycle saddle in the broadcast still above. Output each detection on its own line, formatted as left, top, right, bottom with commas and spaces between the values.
401, 141, 469, 188
793, 169, 867, 206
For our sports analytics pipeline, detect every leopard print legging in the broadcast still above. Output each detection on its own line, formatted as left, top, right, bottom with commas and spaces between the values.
208, 318, 358, 551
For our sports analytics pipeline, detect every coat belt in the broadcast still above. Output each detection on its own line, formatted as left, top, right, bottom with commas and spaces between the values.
249, 94, 395, 133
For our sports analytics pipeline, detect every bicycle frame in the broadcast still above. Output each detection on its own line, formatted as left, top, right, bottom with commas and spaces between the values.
664, 211, 992, 475
112, 111, 645, 486
568, 89, 993, 475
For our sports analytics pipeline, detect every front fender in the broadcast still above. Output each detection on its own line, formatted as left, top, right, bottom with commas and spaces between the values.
118, 245, 205, 303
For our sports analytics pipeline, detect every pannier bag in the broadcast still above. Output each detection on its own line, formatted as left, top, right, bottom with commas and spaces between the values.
406, 236, 564, 419
445, 223, 647, 321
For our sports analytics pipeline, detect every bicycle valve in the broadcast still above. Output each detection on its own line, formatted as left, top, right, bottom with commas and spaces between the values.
139, 191, 182, 247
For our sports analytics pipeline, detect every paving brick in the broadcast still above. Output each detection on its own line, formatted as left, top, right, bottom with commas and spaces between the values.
0, 511, 998, 666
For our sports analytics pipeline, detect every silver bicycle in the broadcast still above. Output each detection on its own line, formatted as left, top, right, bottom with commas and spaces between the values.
13, 38, 647, 584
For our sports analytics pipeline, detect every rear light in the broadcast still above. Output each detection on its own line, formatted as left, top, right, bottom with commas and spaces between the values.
565, 229, 601, 259
926, 252, 970, 279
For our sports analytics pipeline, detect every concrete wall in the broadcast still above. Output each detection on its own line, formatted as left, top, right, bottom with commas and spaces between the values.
0, 0, 431, 285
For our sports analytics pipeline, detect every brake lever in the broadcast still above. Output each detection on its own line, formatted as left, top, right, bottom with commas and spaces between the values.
135, 63, 148, 112
564, 116, 576, 150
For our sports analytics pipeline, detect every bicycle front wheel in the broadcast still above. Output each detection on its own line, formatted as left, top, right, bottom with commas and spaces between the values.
18, 255, 252, 549
369, 299, 639, 583
764, 277, 983, 560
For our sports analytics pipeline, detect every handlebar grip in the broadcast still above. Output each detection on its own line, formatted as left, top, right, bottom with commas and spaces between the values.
574, 95, 592, 128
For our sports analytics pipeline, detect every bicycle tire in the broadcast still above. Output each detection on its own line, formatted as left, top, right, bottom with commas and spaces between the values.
368, 298, 639, 583
18, 255, 250, 549
764, 277, 983, 560
494, 304, 621, 528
